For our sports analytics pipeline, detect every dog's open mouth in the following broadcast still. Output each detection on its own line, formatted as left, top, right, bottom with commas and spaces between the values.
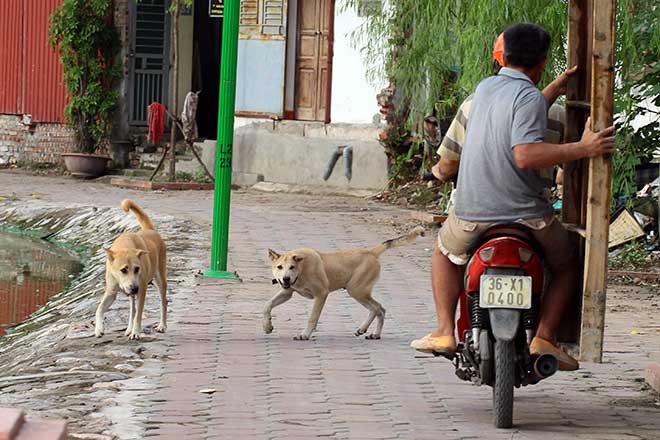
122, 288, 138, 297
276, 276, 297, 290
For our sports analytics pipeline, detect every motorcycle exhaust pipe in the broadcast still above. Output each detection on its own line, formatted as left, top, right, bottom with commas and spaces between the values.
534, 354, 558, 377
528, 354, 558, 384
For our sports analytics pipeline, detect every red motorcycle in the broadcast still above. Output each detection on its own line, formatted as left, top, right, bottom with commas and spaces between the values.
424, 174, 558, 428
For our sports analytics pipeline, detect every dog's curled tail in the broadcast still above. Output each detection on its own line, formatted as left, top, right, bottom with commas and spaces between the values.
121, 199, 155, 231
370, 226, 425, 256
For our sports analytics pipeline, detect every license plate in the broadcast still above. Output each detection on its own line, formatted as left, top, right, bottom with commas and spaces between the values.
479, 275, 532, 309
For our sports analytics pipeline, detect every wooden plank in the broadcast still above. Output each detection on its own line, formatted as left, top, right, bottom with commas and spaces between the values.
409, 211, 447, 224
579, 0, 616, 363
562, 0, 591, 227
565, 100, 591, 110
558, 0, 592, 345
562, 222, 587, 238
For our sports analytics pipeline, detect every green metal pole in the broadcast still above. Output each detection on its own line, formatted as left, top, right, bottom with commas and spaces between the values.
204, 0, 239, 278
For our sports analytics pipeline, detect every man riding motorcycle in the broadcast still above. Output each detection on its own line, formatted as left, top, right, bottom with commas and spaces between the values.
411, 23, 616, 371
431, 33, 570, 189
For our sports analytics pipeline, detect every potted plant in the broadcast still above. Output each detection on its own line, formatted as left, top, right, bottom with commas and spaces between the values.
49, 0, 121, 178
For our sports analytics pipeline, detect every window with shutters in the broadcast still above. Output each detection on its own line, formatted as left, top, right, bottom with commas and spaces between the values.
239, 0, 286, 38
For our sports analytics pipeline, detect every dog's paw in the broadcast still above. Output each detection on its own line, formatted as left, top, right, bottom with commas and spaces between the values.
155, 323, 167, 333
124, 326, 133, 336
127, 331, 141, 340
355, 328, 367, 337
263, 321, 274, 334
365, 334, 381, 340
94, 327, 104, 338
293, 334, 310, 341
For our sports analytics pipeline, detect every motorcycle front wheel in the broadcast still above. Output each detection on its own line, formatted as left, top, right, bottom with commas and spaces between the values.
493, 339, 515, 428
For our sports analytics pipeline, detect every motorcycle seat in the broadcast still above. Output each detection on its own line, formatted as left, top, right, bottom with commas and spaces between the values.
467, 222, 545, 259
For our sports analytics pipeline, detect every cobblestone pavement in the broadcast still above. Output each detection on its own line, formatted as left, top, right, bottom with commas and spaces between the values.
1, 173, 659, 440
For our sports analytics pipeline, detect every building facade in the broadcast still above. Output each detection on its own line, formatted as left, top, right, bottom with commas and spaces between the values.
0, 0, 387, 190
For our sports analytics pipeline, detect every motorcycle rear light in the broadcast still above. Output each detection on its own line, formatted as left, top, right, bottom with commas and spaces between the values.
518, 247, 533, 263
479, 246, 494, 262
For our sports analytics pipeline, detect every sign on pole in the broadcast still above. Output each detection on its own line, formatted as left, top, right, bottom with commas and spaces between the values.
209, 0, 224, 17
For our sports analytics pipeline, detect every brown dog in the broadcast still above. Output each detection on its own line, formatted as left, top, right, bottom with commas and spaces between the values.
95, 199, 167, 340
264, 226, 424, 340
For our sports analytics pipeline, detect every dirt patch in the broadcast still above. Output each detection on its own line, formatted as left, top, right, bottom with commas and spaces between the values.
610, 390, 660, 408
371, 180, 452, 213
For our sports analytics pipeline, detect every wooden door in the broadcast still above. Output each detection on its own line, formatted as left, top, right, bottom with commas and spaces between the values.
294, 0, 333, 122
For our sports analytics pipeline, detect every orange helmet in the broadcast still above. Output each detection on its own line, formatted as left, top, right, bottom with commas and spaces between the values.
492, 32, 505, 66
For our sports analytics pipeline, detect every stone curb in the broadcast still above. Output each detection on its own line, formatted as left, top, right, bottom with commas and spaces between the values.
609, 270, 660, 281
110, 177, 214, 191
645, 363, 660, 394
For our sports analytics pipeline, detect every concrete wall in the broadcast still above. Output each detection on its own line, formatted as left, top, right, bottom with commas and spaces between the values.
202, 119, 388, 190
176, 7, 195, 115
330, 4, 383, 124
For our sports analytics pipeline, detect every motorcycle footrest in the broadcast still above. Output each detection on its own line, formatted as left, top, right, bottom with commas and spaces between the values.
432, 350, 456, 361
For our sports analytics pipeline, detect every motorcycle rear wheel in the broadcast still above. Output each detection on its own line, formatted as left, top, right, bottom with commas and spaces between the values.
493, 339, 515, 428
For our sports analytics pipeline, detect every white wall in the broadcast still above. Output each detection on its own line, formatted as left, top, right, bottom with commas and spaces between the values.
176, 9, 194, 115
330, 5, 383, 124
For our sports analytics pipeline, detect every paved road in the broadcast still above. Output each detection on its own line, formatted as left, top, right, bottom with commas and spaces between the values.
1, 173, 659, 440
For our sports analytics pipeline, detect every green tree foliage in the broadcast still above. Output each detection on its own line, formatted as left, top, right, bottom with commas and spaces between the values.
613, 2, 660, 197
49, 0, 122, 154
345, 0, 660, 196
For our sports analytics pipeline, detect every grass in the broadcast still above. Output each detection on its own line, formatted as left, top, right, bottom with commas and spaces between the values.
609, 240, 652, 270
153, 170, 213, 183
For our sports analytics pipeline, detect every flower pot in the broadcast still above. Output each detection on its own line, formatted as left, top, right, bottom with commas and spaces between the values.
61, 153, 110, 178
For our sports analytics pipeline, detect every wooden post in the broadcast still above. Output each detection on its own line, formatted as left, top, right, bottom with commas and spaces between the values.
579, 0, 616, 363
168, 0, 180, 181
558, 0, 592, 346
562, 0, 591, 228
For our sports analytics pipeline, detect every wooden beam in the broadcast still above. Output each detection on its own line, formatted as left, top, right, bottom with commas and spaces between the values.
562, 0, 592, 228
579, 0, 616, 363
558, 0, 592, 345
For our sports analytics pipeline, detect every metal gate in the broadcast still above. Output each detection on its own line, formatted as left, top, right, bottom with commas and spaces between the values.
128, 0, 170, 125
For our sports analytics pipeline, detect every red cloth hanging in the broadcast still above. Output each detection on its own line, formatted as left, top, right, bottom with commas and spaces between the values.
147, 102, 166, 144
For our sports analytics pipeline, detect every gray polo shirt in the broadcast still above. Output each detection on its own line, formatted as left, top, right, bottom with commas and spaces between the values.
454, 67, 551, 222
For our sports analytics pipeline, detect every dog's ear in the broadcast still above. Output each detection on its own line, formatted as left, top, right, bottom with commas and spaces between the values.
104, 248, 114, 262
268, 249, 280, 261
136, 250, 150, 258
293, 255, 304, 263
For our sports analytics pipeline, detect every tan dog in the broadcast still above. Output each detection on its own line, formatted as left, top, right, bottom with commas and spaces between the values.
95, 200, 167, 340
264, 226, 424, 340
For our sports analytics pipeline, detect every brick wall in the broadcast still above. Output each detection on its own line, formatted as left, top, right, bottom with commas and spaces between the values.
0, 115, 76, 165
